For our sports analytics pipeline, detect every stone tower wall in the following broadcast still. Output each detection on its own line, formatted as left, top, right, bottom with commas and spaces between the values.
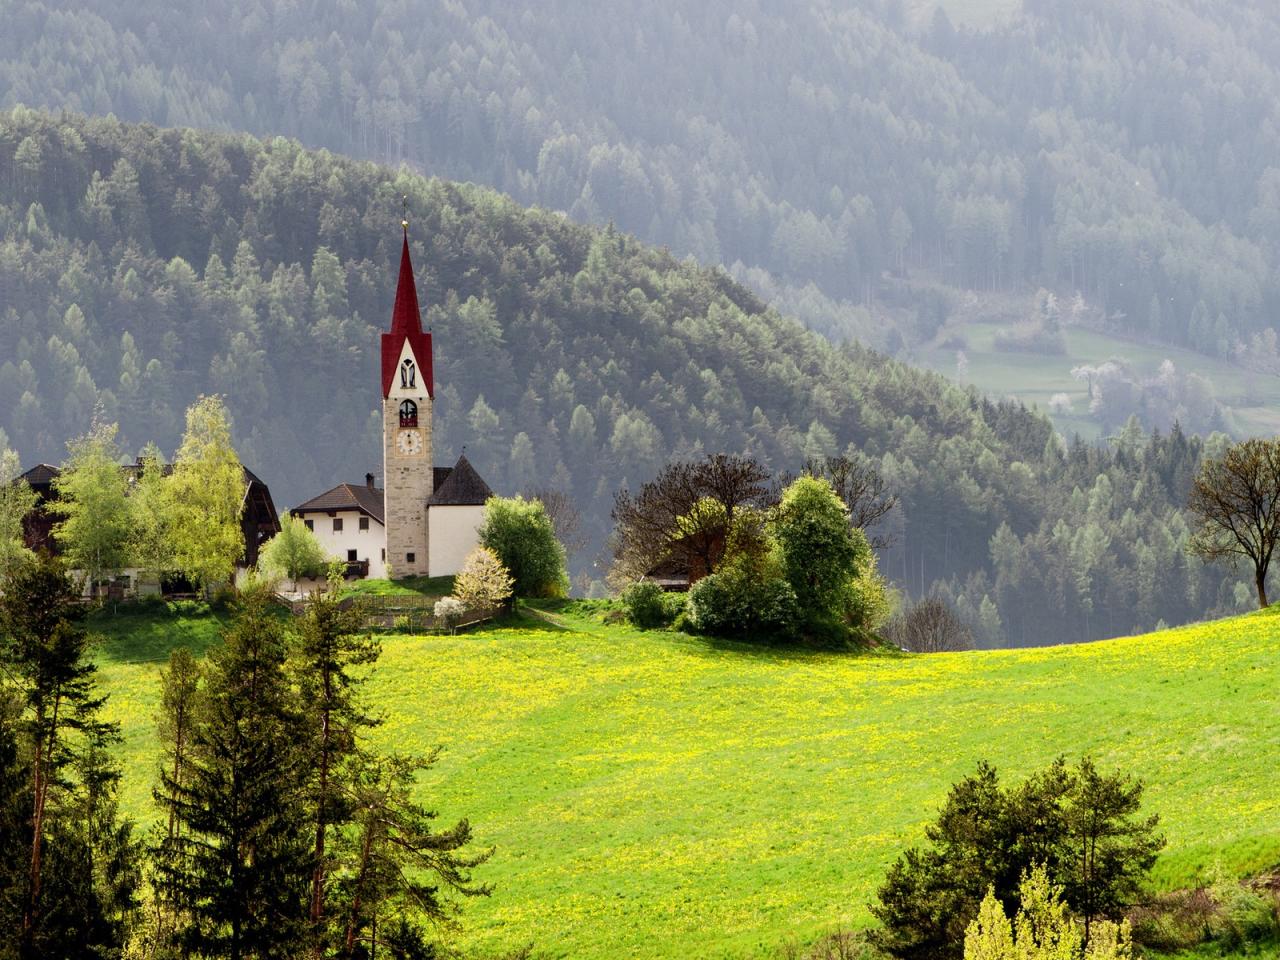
382, 391, 433, 577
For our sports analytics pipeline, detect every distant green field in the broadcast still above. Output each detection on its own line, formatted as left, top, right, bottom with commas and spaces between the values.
94, 604, 1280, 958
917, 321, 1280, 440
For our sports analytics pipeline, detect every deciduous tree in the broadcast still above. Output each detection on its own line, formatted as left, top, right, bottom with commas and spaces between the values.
611, 454, 770, 583
167, 396, 246, 592
51, 421, 130, 591
259, 514, 331, 592
452, 547, 514, 613
1188, 438, 1280, 608
479, 496, 568, 598
0, 443, 36, 574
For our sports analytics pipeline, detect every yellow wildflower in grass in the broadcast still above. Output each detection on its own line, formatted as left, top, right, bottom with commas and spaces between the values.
89, 601, 1280, 958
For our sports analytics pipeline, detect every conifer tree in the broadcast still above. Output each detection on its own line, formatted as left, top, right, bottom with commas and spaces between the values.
0, 555, 136, 956
153, 590, 310, 959
291, 581, 379, 954
336, 752, 492, 958
148, 647, 203, 954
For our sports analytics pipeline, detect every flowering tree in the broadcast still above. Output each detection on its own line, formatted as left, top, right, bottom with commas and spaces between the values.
452, 547, 514, 614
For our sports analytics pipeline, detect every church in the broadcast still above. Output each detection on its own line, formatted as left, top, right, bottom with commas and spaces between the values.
291, 223, 494, 580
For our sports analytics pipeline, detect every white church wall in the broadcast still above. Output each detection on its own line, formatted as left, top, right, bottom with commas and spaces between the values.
428, 505, 485, 577
299, 509, 387, 579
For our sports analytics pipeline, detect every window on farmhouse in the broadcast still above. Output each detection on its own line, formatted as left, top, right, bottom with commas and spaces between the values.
333, 518, 343, 533
359, 516, 369, 531
347, 549, 358, 562
304, 519, 313, 531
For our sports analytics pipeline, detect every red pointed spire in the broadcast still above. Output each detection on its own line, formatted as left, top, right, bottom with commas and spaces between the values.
380, 224, 434, 398
389, 228, 424, 336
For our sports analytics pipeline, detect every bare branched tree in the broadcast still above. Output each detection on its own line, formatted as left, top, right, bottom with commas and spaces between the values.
1187, 437, 1280, 608
611, 454, 770, 583
531, 488, 587, 561
884, 596, 973, 653
777, 455, 899, 549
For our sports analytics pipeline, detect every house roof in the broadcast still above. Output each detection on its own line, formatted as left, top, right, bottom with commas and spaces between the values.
291, 482, 385, 525
427, 455, 493, 507
380, 229, 434, 398
17, 463, 60, 487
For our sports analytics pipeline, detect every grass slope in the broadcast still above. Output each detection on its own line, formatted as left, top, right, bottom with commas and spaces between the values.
917, 321, 1280, 439
94, 604, 1280, 958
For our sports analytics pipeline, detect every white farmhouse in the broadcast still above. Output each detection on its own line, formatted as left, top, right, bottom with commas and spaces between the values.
288, 222, 495, 581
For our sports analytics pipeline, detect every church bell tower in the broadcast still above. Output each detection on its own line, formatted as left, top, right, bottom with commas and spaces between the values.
380, 220, 434, 577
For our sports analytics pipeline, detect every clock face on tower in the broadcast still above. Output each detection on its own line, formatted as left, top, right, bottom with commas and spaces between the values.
396, 429, 424, 457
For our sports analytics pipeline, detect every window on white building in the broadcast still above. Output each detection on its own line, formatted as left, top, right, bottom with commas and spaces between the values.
359, 516, 369, 531
401, 359, 416, 388
333, 518, 343, 533
303, 519, 313, 531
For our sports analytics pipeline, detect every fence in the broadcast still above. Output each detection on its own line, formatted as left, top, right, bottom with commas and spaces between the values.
275, 593, 498, 633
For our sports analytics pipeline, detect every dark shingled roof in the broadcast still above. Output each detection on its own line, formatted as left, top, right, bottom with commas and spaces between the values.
292, 482, 385, 524
427, 455, 492, 507
17, 464, 59, 487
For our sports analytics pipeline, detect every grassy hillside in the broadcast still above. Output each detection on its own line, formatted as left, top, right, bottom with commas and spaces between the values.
916, 320, 1280, 440
93, 603, 1280, 958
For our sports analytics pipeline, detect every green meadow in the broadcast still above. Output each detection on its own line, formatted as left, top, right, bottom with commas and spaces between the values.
93, 602, 1280, 958
917, 321, 1280, 440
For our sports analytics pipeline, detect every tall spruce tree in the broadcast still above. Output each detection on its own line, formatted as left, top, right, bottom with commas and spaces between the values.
153, 590, 310, 959
291, 583, 379, 954
147, 647, 203, 956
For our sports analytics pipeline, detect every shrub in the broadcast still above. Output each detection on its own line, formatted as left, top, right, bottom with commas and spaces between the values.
964, 866, 1133, 960
884, 597, 973, 653
1209, 877, 1278, 950
392, 614, 411, 632
687, 566, 798, 641
662, 591, 687, 623
621, 581, 668, 629
434, 596, 466, 631
479, 496, 568, 598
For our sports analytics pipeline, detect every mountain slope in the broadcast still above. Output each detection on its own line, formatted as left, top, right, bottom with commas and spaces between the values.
2, 0, 1278, 370
0, 109, 1251, 643
96, 604, 1280, 957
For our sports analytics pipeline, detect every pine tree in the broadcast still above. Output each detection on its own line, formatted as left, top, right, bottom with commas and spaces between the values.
153, 591, 310, 959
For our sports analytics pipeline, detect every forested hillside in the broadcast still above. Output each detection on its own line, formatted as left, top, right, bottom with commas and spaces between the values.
2, 0, 1277, 366
0, 111, 1252, 644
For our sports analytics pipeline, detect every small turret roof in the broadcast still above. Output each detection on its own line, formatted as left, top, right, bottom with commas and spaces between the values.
427, 455, 493, 507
